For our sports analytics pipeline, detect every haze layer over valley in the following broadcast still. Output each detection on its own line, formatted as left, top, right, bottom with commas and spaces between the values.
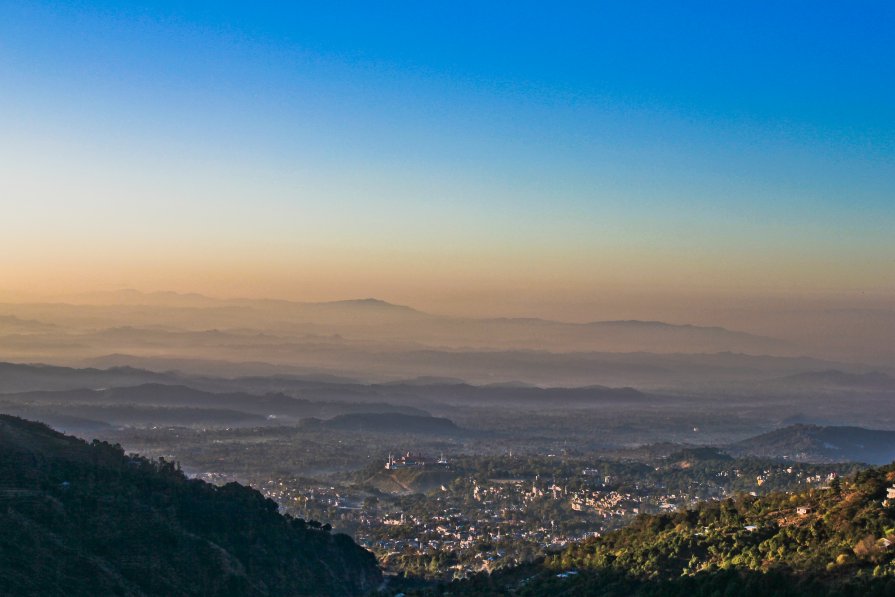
1, 289, 892, 390
2, 287, 895, 461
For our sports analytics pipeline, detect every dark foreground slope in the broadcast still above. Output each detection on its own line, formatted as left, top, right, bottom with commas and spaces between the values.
437, 465, 895, 596
0, 415, 381, 596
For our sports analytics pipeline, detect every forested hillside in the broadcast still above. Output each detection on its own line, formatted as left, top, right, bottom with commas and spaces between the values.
0, 415, 381, 596
441, 464, 895, 596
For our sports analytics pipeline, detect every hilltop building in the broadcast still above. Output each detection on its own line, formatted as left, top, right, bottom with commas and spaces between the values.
385, 451, 450, 470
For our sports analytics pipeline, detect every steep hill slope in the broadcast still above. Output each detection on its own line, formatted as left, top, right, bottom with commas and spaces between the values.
0, 415, 381, 596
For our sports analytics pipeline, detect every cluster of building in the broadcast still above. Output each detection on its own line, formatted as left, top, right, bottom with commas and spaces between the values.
203, 450, 857, 580
384, 451, 449, 470
570, 489, 644, 516
883, 484, 895, 507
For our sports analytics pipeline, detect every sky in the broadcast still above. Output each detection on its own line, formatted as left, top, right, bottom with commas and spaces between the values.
1, 1, 893, 320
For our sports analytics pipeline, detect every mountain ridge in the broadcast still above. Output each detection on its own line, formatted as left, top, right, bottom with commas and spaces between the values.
38, 289, 784, 343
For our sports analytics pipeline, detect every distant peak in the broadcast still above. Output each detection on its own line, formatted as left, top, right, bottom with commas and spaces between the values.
591, 319, 678, 327
319, 298, 417, 311
340, 298, 392, 305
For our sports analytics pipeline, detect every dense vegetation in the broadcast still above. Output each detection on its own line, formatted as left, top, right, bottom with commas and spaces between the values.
408, 463, 895, 595
0, 415, 381, 596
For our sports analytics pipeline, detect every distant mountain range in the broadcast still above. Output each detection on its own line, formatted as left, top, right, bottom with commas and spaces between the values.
0, 371, 431, 433
2, 289, 794, 358
0, 361, 173, 393
66, 289, 419, 312
0, 314, 57, 332
300, 412, 463, 435
81, 347, 856, 390
12, 289, 894, 390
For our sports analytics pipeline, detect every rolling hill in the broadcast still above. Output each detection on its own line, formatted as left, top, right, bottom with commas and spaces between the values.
0, 380, 429, 432
730, 424, 895, 464
300, 412, 463, 435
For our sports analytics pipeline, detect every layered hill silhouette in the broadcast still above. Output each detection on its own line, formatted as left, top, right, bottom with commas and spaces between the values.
1, 289, 792, 357
0, 377, 429, 432
730, 424, 895, 464
0, 415, 381, 596
0, 362, 172, 393
300, 412, 463, 435
10, 283, 886, 389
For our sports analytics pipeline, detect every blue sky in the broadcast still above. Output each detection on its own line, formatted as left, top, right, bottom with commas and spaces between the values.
1, 1, 893, 309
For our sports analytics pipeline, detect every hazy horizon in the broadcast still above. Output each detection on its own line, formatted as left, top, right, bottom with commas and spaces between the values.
2, 2, 893, 327
0, 284, 892, 329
